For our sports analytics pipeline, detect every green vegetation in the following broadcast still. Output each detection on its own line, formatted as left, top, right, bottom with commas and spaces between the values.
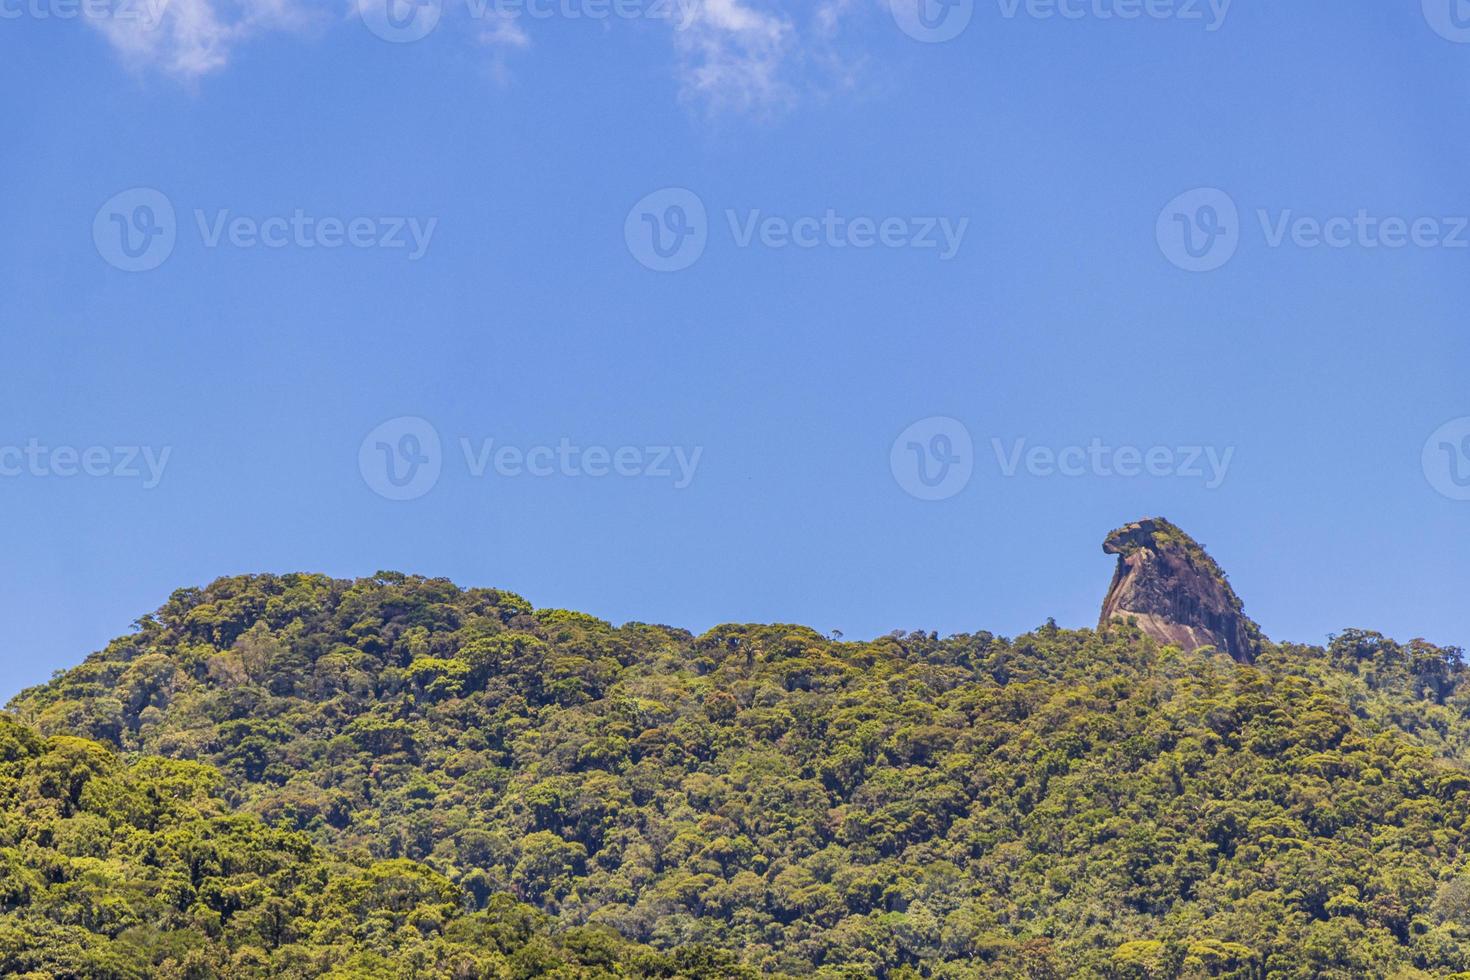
6, 572, 1470, 977
0, 714, 721, 978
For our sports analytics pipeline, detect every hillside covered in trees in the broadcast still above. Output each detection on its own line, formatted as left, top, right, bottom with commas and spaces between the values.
7, 571, 1470, 978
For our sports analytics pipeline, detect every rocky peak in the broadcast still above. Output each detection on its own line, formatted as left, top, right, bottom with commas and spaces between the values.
1099, 517, 1264, 663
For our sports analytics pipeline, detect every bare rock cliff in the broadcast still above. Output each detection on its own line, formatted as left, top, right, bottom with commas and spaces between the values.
1099, 517, 1264, 663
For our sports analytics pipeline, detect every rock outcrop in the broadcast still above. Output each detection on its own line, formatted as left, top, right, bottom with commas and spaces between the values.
1099, 517, 1264, 663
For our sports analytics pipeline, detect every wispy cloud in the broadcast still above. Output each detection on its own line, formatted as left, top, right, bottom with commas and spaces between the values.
814, 0, 861, 37
672, 0, 795, 111
478, 7, 530, 47
476, 7, 530, 86
670, 0, 873, 113
86, 0, 869, 113
89, 0, 313, 77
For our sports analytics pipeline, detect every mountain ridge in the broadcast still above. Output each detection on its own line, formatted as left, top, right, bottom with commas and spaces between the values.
6, 557, 1470, 976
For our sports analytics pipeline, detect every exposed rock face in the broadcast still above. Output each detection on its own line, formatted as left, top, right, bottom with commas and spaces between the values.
1099, 517, 1264, 663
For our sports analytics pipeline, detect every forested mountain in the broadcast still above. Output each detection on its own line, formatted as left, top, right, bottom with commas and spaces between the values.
0, 714, 699, 978
6, 568, 1470, 978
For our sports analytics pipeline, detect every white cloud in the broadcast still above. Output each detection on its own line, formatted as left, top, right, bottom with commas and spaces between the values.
88, 0, 312, 77
673, 0, 794, 112
813, 0, 860, 36
479, 8, 529, 48
85, 0, 869, 112
670, 0, 873, 113
475, 7, 530, 86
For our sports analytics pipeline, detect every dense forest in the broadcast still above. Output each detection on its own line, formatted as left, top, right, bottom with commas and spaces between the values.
7, 572, 1470, 977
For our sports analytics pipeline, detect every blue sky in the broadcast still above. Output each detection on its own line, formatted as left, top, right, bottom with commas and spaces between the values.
2, 0, 1469, 699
